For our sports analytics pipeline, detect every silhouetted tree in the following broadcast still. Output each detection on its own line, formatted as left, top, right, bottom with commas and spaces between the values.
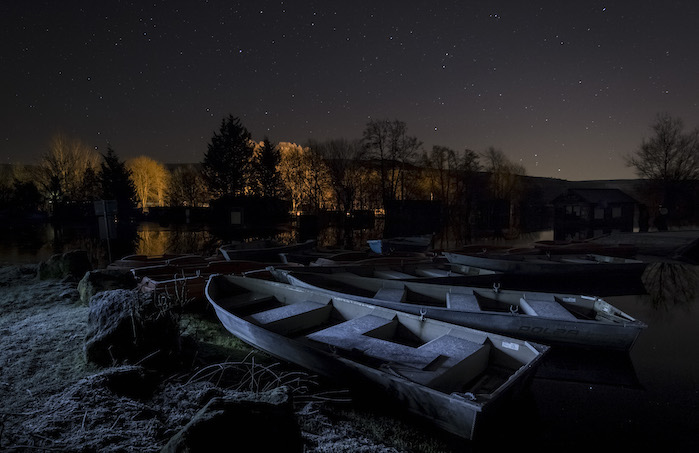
252, 137, 283, 198
79, 167, 101, 202
11, 181, 43, 213
362, 119, 421, 203
168, 165, 209, 207
421, 145, 458, 205
99, 146, 136, 216
626, 113, 699, 222
202, 115, 254, 198
308, 138, 366, 214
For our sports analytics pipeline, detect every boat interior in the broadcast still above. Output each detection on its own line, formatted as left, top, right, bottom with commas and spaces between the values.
208, 276, 541, 399
283, 271, 619, 323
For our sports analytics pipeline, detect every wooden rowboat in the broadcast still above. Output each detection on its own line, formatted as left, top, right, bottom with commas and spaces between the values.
271, 269, 646, 351
205, 274, 548, 440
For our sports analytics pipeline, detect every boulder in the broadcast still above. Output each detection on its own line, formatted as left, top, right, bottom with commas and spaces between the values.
161, 386, 302, 453
38, 250, 92, 280
84, 289, 180, 367
85, 365, 159, 400
78, 269, 138, 304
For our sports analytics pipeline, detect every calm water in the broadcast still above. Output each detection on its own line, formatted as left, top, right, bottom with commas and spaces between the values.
1, 221, 697, 450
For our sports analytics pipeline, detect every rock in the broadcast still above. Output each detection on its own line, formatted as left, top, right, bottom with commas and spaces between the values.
84, 289, 180, 367
78, 269, 138, 304
161, 386, 302, 453
38, 250, 92, 280
86, 365, 159, 400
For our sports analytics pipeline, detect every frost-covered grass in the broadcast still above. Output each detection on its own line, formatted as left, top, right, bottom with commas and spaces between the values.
0, 264, 455, 452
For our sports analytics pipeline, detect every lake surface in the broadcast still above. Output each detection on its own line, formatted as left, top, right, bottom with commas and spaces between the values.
1, 220, 697, 451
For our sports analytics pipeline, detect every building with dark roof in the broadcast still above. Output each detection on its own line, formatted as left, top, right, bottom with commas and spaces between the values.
551, 188, 638, 240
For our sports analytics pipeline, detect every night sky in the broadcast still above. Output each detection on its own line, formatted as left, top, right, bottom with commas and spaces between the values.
2, 1, 698, 181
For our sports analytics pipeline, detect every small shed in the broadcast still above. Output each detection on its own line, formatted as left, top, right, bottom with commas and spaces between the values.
551, 188, 637, 240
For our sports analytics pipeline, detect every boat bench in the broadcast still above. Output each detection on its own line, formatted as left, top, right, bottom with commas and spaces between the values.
246, 299, 332, 335
519, 297, 577, 320
414, 268, 451, 278
446, 292, 481, 311
215, 292, 276, 311
373, 270, 415, 279
307, 315, 490, 390
373, 287, 407, 302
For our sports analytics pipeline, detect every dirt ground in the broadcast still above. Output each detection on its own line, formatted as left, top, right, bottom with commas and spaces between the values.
0, 265, 452, 452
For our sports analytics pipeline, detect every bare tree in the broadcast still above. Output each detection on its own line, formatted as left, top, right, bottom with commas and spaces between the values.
277, 142, 332, 213
37, 133, 100, 203
420, 145, 459, 205
362, 119, 422, 203
627, 113, 699, 182
308, 138, 366, 214
168, 164, 209, 207
481, 146, 526, 199
127, 156, 170, 212
627, 113, 699, 213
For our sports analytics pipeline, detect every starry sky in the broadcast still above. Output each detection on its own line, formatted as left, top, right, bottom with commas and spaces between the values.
2, 1, 698, 181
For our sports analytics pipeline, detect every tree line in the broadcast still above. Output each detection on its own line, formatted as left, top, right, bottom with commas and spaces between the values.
2, 112, 697, 229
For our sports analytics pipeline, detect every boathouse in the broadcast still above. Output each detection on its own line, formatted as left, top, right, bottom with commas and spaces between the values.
551, 188, 637, 240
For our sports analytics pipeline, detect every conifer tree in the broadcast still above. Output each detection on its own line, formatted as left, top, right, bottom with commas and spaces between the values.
202, 115, 254, 198
98, 146, 136, 216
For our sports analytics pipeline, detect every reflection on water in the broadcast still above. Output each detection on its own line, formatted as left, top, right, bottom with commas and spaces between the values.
641, 262, 699, 309
135, 223, 223, 257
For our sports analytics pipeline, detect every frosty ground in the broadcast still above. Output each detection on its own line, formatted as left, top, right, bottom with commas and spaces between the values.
0, 264, 454, 452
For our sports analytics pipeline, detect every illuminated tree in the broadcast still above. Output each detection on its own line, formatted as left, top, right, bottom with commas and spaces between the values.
362, 119, 422, 203
201, 115, 254, 198
168, 164, 209, 207
277, 142, 332, 212
37, 133, 100, 204
126, 156, 170, 212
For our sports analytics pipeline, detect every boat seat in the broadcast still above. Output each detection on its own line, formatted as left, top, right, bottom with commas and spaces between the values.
308, 315, 439, 369
519, 297, 577, 320
246, 299, 332, 335
373, 270, 415, 279
409, 334, 491, 391
373, 287, 406, 301
307, 315, 393, 352
215, 292, 275, 311
446, 292, 481, 311
307, 316, 490, 390
414, 268, 451, 278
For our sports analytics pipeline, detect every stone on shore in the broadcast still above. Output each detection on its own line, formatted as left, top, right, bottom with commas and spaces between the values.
84, 289, 180, 367
38, 250, 92, 280
78, 268, 138, 304
161, 386, 303, 453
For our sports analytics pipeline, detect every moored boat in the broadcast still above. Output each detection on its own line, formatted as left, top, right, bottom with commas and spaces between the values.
271, 269, 646, 350
367, 235, 433, 254
219, 239, 317, 262
443, 250, 648, 276
205, 274, 548, 440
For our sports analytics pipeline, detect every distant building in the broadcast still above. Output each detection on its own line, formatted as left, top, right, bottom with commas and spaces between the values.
551, 188, 638, 240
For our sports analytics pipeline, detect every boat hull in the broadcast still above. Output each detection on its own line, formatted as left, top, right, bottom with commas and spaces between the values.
279, 271, 646, 351
206, 275, 547, 440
